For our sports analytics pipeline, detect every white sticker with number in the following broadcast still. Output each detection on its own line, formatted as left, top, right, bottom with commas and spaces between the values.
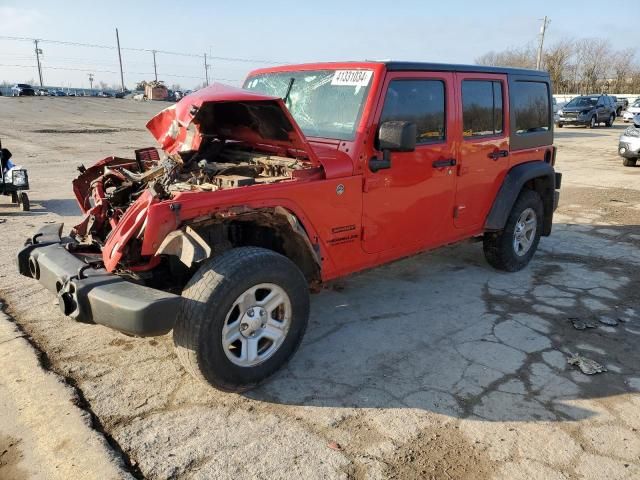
331, 70, 373, 87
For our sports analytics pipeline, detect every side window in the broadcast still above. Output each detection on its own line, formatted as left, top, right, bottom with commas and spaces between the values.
512, 81, 550, 134
379, 79, 446, 144
462, 80, 503, 137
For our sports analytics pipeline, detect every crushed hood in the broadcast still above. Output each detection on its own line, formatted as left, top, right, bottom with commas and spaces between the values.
146, 83, 320, 166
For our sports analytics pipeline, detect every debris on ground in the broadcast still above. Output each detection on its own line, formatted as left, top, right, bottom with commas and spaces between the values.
327, 441, 343, 451
569, 318, 598, 330
567, 353, 607, 375
598, 316, 619, 326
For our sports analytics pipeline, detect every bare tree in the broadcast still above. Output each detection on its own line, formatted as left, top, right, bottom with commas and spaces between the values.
543, 39, 574, 94
98, 81, 109, 91
171, 83, 182, 91
476, 36, 640, 94
476, 44, 536, 69
610, 48, 636, 92
574, 38, 612, 93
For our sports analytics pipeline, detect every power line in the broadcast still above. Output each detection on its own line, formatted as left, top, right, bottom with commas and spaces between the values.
0, 35, 284, 64
0, 63, 239, 82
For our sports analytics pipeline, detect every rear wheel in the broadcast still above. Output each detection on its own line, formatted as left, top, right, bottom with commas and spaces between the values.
589, 116, 597, 128
18, 192, 29, 211
483, 189, 544, 272
605, 113, 615, 127
556, 123, 563, 128
623, 158, 637, 167
174, 247, 310, 392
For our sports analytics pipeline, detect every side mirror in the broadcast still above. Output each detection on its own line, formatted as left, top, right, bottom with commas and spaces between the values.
370, 121, 417, 173
378, 121, 417, 152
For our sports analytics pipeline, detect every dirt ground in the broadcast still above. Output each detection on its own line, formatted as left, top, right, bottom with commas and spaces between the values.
1, 96, 639, 479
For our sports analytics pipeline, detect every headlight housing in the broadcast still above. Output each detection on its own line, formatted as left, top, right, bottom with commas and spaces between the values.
624, 127, 640, 138
557, 109, 563, 116
11, 169, 28, 186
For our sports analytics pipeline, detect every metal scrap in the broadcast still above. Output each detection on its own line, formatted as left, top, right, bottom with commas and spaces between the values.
569, 318, 598, 330
598, 316, 619, 326
567, 353, 607, 375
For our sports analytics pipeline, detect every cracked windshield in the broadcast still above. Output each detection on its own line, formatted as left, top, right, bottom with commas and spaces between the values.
243, 69, 373, 140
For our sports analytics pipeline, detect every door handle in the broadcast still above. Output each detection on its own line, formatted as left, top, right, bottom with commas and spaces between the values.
432, 158, 456, 168
488, 150, 509, 160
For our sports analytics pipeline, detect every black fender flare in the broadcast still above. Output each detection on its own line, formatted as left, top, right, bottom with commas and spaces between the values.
485, 161, 557, 236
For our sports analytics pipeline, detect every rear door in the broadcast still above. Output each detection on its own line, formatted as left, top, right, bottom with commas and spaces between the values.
454, 73, 509, 230
362, 72, 457, 253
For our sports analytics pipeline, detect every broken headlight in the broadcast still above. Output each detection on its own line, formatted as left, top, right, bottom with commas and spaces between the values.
11, 169, 28, 186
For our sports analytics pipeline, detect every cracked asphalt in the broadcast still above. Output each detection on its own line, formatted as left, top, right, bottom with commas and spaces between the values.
1, 97, 639, 479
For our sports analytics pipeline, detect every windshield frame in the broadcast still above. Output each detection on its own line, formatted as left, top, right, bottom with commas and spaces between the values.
243, 68, 376, 142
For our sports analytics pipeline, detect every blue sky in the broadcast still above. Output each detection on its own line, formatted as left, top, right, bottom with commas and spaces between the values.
0, 0, 631, 89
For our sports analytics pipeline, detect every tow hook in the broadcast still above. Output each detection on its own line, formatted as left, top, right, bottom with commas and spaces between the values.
57, 280, 77, 316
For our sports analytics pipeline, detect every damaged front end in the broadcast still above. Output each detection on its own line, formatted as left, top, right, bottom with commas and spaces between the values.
17, 83, 324, 335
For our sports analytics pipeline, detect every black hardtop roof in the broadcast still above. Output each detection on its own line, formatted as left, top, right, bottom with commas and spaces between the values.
384, 61, 549, 78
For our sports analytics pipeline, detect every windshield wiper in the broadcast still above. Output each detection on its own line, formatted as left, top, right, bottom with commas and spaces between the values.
282, 78, 295, 106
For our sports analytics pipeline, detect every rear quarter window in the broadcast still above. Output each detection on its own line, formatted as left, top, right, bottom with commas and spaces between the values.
512, 81, 550, 134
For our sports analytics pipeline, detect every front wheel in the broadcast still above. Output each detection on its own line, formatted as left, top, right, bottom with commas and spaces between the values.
483, 189, 544, 272
18, 192, 30, 211
556, 123, 563, 128
173, 247, 310, 392
589, 116, 597, 128
605, 114, 615, 127
623, 158, 637, 167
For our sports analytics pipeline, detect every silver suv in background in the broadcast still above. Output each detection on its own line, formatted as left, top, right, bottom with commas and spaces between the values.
619, 116, 640, 167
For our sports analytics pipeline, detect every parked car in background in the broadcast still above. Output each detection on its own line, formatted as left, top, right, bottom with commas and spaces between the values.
556, 94, 616, 128
67, 91, 76, 97
11, 84, 36, 96
52, 90, 66, 97
618, 115, 640, 167
615, 97, 629, 116
114, 91, 125, 98
623, 99, 640, 123
36, 89, 49, 96
96, 91, 113, 98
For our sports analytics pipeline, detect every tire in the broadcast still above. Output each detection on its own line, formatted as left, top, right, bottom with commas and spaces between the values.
622, 158, 637, 167
174, 247, 310, 392
483, 189, 544, 272
589, 116, 597, 128
19, 192, 29, 211
556, 123, 563, 128
605, 113, 614, 127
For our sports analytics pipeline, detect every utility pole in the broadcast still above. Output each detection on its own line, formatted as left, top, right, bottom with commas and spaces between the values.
115, 28, 125, 92
204, 53, 210, 86
152, 50, 158, 82
88, 73, 94, 91
34, 39, 44, 87
536, 16, 550, 70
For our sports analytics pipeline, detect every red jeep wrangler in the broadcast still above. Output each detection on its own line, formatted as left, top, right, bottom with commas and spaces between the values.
18, 62, 561, 391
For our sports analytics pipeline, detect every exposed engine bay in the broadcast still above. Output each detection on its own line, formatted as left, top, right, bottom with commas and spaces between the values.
71, 141, 315, 245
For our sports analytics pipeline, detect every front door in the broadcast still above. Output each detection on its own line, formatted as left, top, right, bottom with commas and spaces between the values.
454, 73, 510, 230
362, 72, 457, 254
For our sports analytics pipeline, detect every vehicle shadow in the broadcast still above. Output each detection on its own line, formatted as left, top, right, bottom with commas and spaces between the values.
243, 224, 640, 423
39, 199, 81, 217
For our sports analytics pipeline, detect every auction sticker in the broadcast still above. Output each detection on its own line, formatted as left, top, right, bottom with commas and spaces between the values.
331, 70, 373, 87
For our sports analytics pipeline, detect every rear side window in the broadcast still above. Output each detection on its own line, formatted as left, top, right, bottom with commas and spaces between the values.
462, 80, 503, 137
512, 81, 550, 134
380, 79, 446, 144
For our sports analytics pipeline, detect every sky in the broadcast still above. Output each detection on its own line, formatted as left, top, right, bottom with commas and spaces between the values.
0, 0, 632, 90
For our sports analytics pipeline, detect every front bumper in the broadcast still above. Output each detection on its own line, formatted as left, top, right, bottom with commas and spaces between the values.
618, 140, 640, 159
556, 117, 590, 126
16, 223, 180, 336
